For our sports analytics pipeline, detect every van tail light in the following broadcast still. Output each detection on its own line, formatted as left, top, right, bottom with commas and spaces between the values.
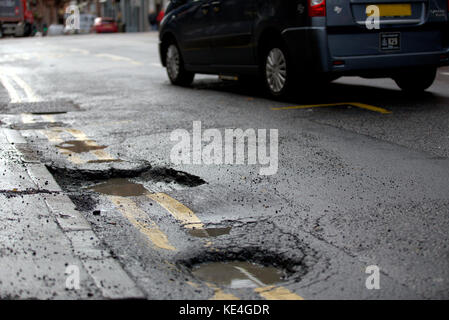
15, 6, 19, 15
308, 0, 326, 17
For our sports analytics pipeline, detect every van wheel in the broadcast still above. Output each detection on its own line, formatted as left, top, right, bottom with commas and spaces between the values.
165, 43, 194, 86
263, 46, 291, 98
393, 67, 436, 92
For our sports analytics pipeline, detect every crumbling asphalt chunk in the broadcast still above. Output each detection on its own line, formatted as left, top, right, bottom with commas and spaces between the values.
0, 188, 59, 198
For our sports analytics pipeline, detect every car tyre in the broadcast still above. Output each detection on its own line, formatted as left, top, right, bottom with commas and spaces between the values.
262, 45, 292, 98
165, 42, 194, 86
393, 67, 436, 92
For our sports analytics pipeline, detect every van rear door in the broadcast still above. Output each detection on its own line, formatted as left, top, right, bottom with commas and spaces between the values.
325, 0, 448, 57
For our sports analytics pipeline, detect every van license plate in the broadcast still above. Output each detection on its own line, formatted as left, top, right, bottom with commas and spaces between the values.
380, 32, 400, 51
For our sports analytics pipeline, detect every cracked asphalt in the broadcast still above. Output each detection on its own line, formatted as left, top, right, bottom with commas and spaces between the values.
0, 32, 448, 299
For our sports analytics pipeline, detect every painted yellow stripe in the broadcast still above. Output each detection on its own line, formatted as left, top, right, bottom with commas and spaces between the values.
91, 149, 117, 161
40, 129, 63, 143
349, 102, 392, 114
255, 286, 304, 300
272, 102, 391, 114
109, 196, 176, 251
41, 114, 55, 123
9, 73, 41, 102
147, 193, 204, 229
206, 283, 240, 300
95, 53, 143, 66
21, 113, 35, 124
0, 74, 21, 103
64, 128, 89, 140
40, 129, 86, 164
63, 128, 116, 161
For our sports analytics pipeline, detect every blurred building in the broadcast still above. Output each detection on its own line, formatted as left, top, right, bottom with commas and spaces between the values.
28, 0, 168, 32
121, 0, 168, 32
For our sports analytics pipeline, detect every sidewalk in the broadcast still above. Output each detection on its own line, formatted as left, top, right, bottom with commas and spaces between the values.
0, 128, 144, 299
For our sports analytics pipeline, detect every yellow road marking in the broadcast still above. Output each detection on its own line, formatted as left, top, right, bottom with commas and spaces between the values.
206, 283, 240, 300
90, 149, 117, 161
147, 193, 204, 229
40, 129, 86, 164
70, 48, 89, 55
0, 67, 41, 102
109, 196, 176, 251
63, 128, 116, 161
95, 53, 143, 66
64, 128, 89, 140
40, 129, 63, 143
272, 102, 391, 114
21, 113, 35, 124
8, 73, 41, 102
41, 114, 55, 123
349, 102, 392, 114
210, 290, 240, 300
254, 286, 304, 300
0, 74, 21, 103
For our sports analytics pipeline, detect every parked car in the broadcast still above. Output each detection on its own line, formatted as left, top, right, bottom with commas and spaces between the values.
159, 0, 449, 97
92, 17, 118, 33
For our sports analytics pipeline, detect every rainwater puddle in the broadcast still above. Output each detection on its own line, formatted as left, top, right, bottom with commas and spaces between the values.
88, 178, 147, 196
56, 140, 106, 153
192, 261, 285, 289
188, 227, 231, 238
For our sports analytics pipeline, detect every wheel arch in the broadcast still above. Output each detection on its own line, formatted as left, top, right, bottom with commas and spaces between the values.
256, 27, 287, 68
160, 31, 178, 67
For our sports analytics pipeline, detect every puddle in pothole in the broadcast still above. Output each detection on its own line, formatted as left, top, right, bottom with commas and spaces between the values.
31, 111, 67, 115
189, 227, 231, 238
87, 159, 124, 164
88, 178, 147, 196
192, 261, 285, 289
56, 140, 106, 153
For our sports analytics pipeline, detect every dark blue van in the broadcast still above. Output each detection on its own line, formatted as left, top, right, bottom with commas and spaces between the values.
159, 0, 449, 97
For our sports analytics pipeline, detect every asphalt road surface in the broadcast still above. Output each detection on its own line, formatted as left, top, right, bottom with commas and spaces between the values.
0, 33, 448, 300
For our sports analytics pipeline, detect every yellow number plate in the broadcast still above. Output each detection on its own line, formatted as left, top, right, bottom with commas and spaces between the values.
369, 4, 412, 17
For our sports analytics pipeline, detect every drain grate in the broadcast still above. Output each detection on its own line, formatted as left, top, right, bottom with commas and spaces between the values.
0, 100, 81, 114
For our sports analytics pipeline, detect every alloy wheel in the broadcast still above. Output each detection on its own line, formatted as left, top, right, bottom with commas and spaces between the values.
265, 48, 287, 94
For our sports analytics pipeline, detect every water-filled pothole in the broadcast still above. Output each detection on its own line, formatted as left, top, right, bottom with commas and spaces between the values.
189, 227, 231, 238
56, 140, 106, 153
87, 159, 124, 164
192, 261, 285, 289
88, 178, 147, 196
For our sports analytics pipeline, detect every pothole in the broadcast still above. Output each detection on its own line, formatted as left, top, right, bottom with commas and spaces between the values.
88, 178, 147, 197
1, 100, 81, 114
192, 261, 285, 289
189, 227, 231, 238
48, 164, 206, 196
87, 159, 124, 164
31, 111, 67, 115
56, 140, 106, 153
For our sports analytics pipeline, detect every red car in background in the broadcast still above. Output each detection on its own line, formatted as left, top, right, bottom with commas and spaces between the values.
92, 17, 118, 33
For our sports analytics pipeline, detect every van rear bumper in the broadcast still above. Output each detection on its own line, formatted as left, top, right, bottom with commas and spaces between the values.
282, 27, 449, 75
